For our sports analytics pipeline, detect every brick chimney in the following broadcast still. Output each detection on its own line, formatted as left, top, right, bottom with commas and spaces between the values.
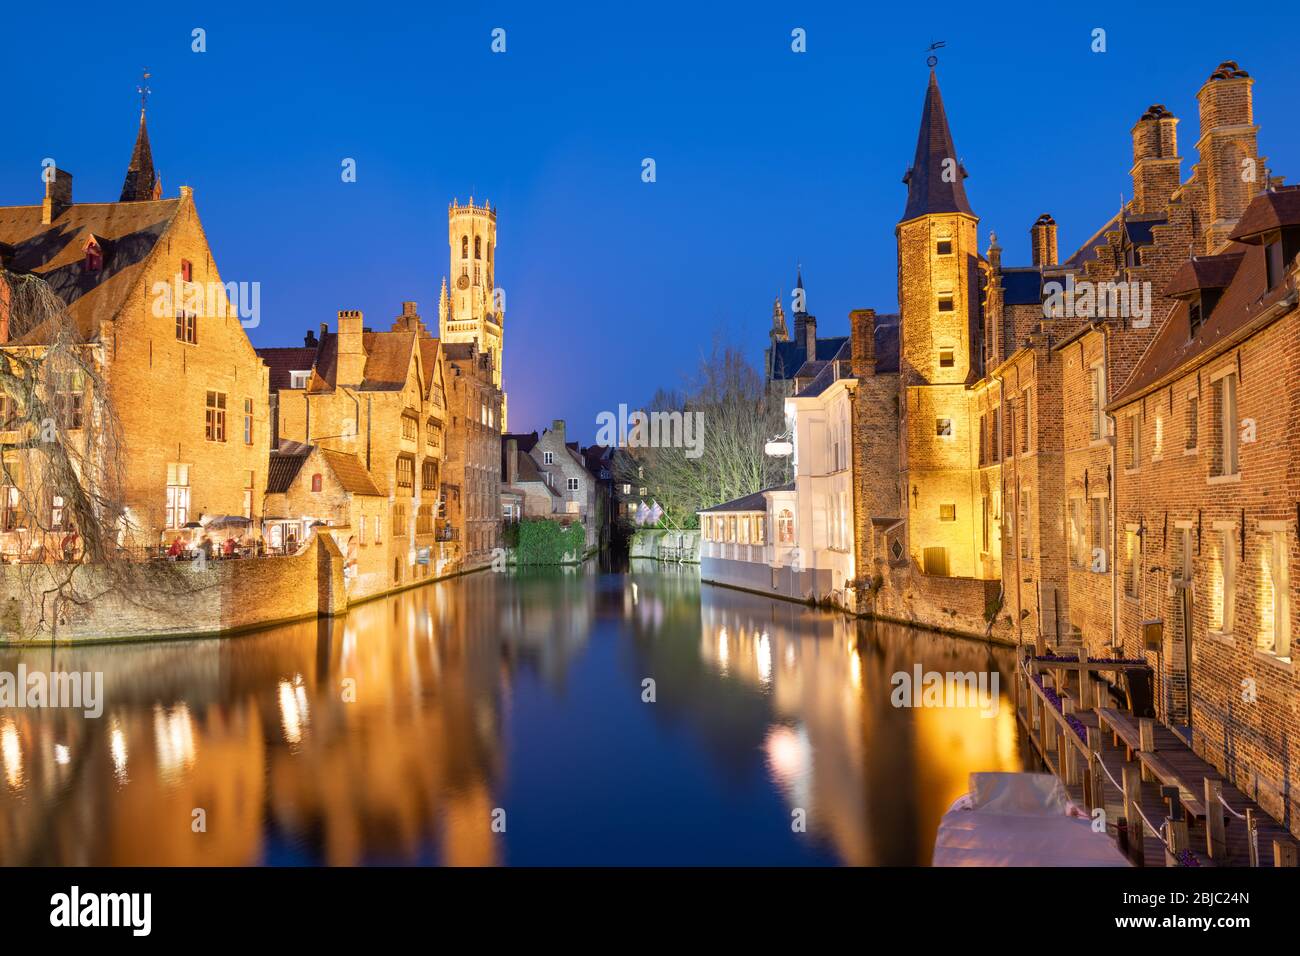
41, 168, 72, 225
849, 309, 876, 377
804, 313, 817, 362
1130, 104, 1181, 215
550, 419, 565, 442
336, 310, 366, 386
505, 438, 519, 485
1196, 61, 1260, 251
1030, 214, 1058, 266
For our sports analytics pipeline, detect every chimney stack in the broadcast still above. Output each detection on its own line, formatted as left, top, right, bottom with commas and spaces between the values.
304, 329, 318, 348
41, 168, 73, 225
506, 438, 519, 485
336, 310, 366, 386
551, 419, 566, 442
804, 314, 817, 362
1196, 61, 1261, 251
1130, 104, 1181, 215
1030, 214, 1058, 267
849, 309, 877, 377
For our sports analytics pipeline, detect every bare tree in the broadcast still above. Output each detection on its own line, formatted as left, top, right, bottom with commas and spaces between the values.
0, 270, 192, 637
617, 339, 784, 527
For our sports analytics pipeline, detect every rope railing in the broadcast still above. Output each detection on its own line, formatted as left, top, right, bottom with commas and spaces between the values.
1218, 793, 1248, 820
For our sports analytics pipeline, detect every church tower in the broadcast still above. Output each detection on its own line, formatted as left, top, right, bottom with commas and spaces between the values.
439, 197, 505, 420
896, 68, 985, 579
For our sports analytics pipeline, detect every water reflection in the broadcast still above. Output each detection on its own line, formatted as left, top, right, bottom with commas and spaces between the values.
0, 560, 1023, 865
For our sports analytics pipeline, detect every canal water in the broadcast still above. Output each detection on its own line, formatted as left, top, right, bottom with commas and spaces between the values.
0, 562, 1025, 865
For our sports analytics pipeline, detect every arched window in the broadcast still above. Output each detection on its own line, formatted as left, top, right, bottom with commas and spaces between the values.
311, 473, 322, 493
778, 509, 795, 544
474, 236, 482, 259
461, 236, 469, 259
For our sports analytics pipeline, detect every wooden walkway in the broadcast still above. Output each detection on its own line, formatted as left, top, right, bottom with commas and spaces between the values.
1014, 649, 1296, 868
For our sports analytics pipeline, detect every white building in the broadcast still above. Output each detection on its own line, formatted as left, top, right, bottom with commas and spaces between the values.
698, 343, 857, 605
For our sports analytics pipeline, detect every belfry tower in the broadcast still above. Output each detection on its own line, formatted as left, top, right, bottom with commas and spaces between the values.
439, 197, 505, 421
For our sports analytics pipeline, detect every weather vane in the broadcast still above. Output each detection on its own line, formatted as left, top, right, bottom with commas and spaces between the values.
138, 69, 152, 111
926, 41, 946, 68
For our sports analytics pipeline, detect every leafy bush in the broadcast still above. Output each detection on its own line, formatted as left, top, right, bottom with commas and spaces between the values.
515, 519, 586, 565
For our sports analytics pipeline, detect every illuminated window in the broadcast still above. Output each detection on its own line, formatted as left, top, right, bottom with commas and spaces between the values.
777, 509, 794, 544
939, 346, 955, 368
1125, 412, 1141, 470
165, 464, 190, 529
1068, 498, 1087, 567
1210, 526, 1236, 633
1089, 365, 1106, 440
1089, 496, 1109, 572
1211, 373, 1239, 477
205, 391, 226, 442
1123, 528, 1140, 598
1153, 412, 1164, 460
1259, 529, 1291, 659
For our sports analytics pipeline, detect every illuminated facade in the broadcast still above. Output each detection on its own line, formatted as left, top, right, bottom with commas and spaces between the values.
439, 199, 505, 426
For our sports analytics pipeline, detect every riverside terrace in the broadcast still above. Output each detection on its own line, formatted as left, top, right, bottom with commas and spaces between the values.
1015, 649, 1296, 867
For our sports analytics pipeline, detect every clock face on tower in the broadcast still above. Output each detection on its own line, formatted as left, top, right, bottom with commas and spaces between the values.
456, 274, 470, 290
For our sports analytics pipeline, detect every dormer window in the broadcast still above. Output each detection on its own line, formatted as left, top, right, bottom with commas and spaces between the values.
1264, 231, 1286, 289
289, 371, 310, 389
84, 240, 102, 272
1187, 289, 1222, 340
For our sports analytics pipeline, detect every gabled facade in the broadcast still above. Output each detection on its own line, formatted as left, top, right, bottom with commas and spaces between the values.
261, 301, 450, 592
0, 106, 270, 553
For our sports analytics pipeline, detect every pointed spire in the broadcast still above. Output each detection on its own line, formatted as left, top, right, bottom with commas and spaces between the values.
120, 108, 160, 202
901, 70, 972, 222
770, 293, 788, 342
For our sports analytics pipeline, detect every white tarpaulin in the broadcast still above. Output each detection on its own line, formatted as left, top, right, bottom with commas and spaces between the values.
932, 772, 1132, 867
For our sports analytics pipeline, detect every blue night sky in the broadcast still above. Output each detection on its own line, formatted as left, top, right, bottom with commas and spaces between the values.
4, 1, 1298, 444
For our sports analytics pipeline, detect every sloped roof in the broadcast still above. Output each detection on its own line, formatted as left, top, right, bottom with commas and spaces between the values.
319, 448, 382, 496
699, 482, 795, 514
1112, 237, 1295, 406
1164, 253, 1245, 299
873, 314, 901, 373
901, 71, 972, 222
306, 329, 417, 392
267, 446, 311, 493
771, 335, 850, 381
1228, 186, 1300, 242
503, 431, 539, 453
794, 341, 853, 398
1001, 269, 1044, 306
258, 346, 318, 390
0, 199, 180, 342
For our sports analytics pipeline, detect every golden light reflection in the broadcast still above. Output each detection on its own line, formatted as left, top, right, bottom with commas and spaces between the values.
153, 703, 197, 781
278, 675, 311, 745
109, 718, 128, 781
718, 627, 730, 674
1, 718, 22, 789
756, 631, 772, 686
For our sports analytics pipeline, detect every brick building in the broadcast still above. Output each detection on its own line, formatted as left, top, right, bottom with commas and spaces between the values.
0, 106, 271, 552
1108, 185, 1299, 825
261, 301, 450, 592
442, 341, 502, 566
